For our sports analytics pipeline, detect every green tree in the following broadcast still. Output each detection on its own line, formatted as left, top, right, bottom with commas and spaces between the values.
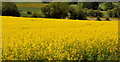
41, 2, 69, 18
0, 1, 2, 15
79, 2, 99, 10
99, 2, 115, 11
107, 10, 113, 17
107, 7, 120, 17
84, 8, 88, 16
87, 9, 96, 17
32, 12, 45, 18
2, 2, 20, 17
69, 3, 87, 20
95, 10, 103, 17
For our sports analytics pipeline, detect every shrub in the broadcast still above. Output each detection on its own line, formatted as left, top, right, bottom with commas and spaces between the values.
96, 17, 101, 21
23, 16, 27, 17
66, 13, 71, 19
95, 10, 103, 17
32, 11, 45, 18
20, 10, 22, 12
69, 4, 87, 20
107, 7, 120, 17
112, 7, 120, 17
32, 13, 38, 18
84, 8, 88, 16
27, 11, 32, 14
87, 9, 96, 17
41, 2, 69, 18
80, 2, 99, 10
105, 17, 110, 21
2, 2, 20, 17
99, 2, 115, 11
107, 10, 113, 17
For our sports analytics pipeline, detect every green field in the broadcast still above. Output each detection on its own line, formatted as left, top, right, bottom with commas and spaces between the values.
15, 2, 46, 8
18, 7, 41, 12
15, 2, 47, 17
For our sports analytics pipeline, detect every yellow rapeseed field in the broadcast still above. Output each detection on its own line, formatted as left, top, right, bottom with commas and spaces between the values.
2, 16, 119, 60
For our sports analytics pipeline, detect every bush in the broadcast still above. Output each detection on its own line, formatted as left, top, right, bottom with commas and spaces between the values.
87, 9, 103, 17
95, 10, 103, 17
2, 2, 20, 17
27, 11, 32, 14
105, 17, 110, 21
112, 7, 120, 17
99, 2, 115, 11
84, 8, 88, 16
87, 9, 96, 17
96, 17, 101, 21
32, 13, 38, 18
41, 2, 69, 18
66, 13, 71, 19
107, 7, 120, 17
80, 2, 99, 10
20, 10, 22, 12
32, 11, 45, 18
107, 10, 113, 17
23, 16, 27, 17
69, 4, 87, 20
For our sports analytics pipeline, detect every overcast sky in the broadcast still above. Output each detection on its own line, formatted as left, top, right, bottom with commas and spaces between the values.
1, 0, 119, 2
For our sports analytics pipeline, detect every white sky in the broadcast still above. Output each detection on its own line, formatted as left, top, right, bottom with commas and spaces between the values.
1, 0, 119, 2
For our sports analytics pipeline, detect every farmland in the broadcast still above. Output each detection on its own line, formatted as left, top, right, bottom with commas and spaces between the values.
14, 2, 120, 20
2, 16, 119, 60
15, 2, 47, 8
15, 2, 47, 17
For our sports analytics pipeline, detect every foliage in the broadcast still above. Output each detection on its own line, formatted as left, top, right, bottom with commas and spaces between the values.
69, 4, 87, 20
32, 12, 45, 18
99, 2, 115, 11
95, 10, 103, 17
41, 2, 69, 18
105, 17, 110, 21
96, 17, 101, 21
107, 7, 120, 17
87, 9, 96, 17
68, 2, 78, 5
2, 2, 20, 17
87, 9, 103, 17
79, 2, 99, 10
107, 10, 113, 17
27, 11, 32, 14
0, 1, 1, 15
112, 7, 120, 17
84, 8, 88, 16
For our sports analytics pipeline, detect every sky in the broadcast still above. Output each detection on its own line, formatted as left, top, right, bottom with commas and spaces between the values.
1, 0, 119, 2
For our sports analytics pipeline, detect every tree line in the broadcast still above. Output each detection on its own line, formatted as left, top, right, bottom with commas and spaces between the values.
2, 2, 120, 20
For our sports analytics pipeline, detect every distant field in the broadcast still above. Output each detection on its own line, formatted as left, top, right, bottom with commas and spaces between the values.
15, 3, 47, 17
18, 7, 41, 12
15, 2, 47, 8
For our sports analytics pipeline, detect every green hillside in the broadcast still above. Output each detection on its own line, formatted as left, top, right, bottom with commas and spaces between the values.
15, 2, 47, 17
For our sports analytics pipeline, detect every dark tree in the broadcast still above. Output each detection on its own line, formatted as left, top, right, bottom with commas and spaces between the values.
99, 2, 115, 11
41, 2, 69, 18
79, 2, 99, 10
27, 11, 32, 14
69, 4, 87, 20
2, 2, 20, 17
